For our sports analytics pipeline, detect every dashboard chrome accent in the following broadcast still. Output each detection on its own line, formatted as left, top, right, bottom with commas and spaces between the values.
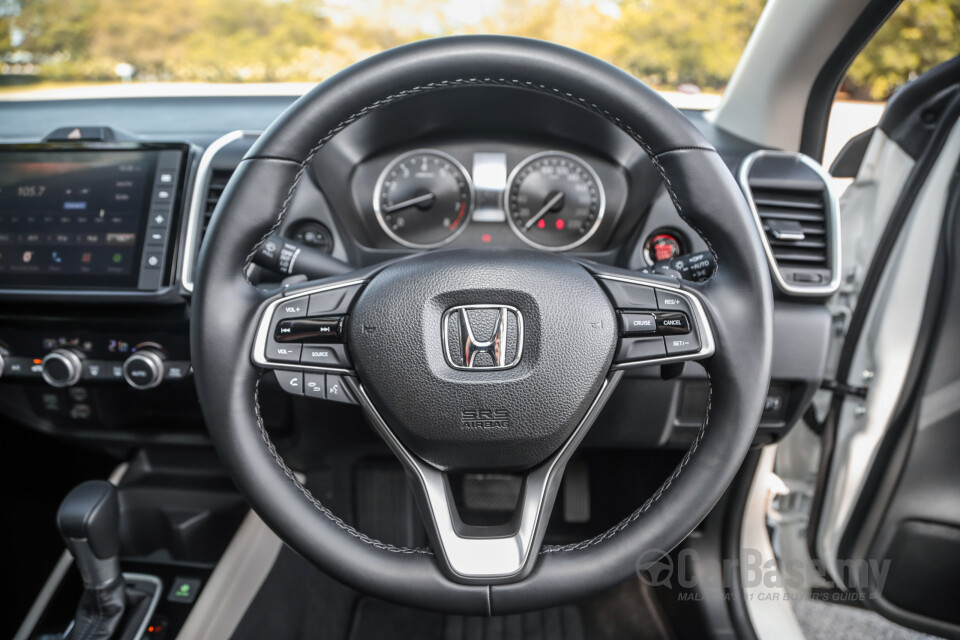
346, 370, 622, 583
504, 150, 606, 252
471, 152, 508, 222
737, 150, 841, 297
182, 130, 261, 293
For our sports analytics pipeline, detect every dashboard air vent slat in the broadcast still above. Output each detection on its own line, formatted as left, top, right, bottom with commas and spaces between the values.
202, 169, 234, 238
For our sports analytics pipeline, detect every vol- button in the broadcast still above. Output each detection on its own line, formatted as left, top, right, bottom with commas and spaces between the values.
266, 342, 301, 363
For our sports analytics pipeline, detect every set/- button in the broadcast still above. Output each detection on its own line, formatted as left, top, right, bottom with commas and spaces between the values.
665, 333, 700, 355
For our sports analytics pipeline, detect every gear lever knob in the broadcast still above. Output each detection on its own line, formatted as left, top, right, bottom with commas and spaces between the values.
57, 480, 122, 588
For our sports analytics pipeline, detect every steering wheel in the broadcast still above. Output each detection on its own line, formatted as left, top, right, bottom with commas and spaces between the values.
192, 35, 772, 615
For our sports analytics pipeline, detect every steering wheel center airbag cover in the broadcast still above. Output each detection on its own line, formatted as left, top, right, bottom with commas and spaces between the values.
348, 249, 616, 470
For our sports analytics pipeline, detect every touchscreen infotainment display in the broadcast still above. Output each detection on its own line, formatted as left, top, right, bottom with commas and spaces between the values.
0, 146, 185, 291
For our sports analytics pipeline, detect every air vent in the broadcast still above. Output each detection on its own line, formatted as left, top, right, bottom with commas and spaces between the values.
738, 151, 840, 296
202, 168, 234, 239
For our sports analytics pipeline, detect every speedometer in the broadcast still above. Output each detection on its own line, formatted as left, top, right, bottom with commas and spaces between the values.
504, 151, 605, 251
373, 149, 473, 249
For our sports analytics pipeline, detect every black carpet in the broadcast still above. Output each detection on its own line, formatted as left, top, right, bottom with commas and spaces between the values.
347, 599, 586, 640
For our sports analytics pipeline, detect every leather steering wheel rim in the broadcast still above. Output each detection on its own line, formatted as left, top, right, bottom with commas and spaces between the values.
192, 35, 773, 615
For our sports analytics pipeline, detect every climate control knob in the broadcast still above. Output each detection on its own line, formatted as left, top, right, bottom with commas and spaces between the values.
122, 350, 165, 390
42, 349, 84, 388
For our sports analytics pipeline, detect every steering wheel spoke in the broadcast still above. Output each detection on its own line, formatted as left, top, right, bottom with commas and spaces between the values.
347, 372, 623, 584
251, 274, 370, 400
586, 267, 716, 369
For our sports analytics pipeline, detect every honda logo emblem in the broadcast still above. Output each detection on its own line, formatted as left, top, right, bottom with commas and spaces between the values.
442, 305, 523, 370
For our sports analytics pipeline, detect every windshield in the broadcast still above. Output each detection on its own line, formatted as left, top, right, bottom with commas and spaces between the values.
1, 0, 955, 105
1, 0, 766, 105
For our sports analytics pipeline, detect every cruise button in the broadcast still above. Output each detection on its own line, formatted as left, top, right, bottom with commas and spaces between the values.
620, 313, 656, 335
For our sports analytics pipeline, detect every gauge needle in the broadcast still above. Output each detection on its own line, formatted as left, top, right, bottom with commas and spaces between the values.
383, 192, 436, 213
524, 192, 565, 230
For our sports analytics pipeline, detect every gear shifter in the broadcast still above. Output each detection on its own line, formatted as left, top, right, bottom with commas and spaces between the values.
58, 480, 123, 589
56, 481, 133, 640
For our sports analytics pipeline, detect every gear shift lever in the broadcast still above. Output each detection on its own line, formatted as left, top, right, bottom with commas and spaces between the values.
57, 480, 127, 640
57, 480, 122, 588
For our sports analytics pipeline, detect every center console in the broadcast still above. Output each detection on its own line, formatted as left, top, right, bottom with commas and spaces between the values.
0, 139, 202, 443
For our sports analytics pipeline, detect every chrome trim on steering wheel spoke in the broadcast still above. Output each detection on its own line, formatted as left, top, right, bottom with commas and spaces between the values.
345, 371, 623, 584
594, 273, 716, 369
251, 278, 367, 375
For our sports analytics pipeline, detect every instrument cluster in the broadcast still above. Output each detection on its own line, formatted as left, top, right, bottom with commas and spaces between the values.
368, 147, 610, 252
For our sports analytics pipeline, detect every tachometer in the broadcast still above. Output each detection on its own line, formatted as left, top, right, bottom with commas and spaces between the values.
373, 149, 473, 249
504, 151, 604, 251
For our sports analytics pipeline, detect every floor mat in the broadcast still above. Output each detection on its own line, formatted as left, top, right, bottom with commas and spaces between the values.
347, 598, 586, 640
792, 599, 942, 640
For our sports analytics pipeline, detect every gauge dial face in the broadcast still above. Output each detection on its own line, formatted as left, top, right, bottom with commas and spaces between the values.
373, 149, 473, 249
504, 151, 605, 251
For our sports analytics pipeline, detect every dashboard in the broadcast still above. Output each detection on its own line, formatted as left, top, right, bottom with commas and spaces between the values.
0, 87, 836, 451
